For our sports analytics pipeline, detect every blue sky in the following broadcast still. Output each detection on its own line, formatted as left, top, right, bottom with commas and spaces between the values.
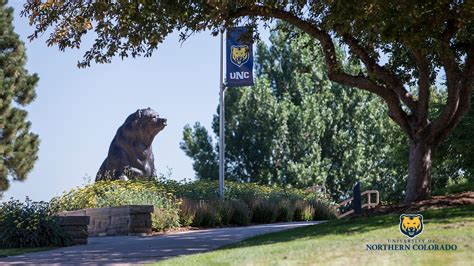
4, 2, 270, 201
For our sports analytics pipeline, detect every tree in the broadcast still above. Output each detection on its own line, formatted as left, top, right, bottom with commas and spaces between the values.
445, 92, 474, 179
180, 122, 218, 180
181, 26, 408, 201
432, 91, 474, 187
0, 0, 39, 198
22, 1, 473, 203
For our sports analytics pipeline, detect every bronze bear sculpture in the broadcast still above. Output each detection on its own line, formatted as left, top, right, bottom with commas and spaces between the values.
95, 108, 167, 181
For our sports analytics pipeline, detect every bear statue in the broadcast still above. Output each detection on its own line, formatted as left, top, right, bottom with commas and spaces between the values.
95, 108, 167, 181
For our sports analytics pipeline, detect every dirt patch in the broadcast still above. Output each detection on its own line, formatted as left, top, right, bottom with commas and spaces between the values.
372, 191, 474, 215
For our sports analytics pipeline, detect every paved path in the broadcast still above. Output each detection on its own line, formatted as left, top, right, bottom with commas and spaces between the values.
0, 221, 322, 265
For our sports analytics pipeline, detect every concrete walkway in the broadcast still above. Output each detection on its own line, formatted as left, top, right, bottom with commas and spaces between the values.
0, 221, 322, 265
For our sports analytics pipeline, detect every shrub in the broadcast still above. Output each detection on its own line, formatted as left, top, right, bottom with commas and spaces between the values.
251, 199, 278, 224
219, 201, 234, 225
152, 207, 180, 232
230, 200, 251, 226
192, 200, 221, 227
432, 179, 474, 196
0, 198, 71, 248
49, 179, 335, 232
168, 180, 322, 203
276, 200, 294, 222
172, 180, 335, 221
293, 200, 314, 221
179, 198, 196, 227
310, 199, 338, 220
50, 181, 180, 232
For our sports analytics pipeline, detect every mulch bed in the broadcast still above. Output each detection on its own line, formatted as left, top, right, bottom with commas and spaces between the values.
371, 191, 474, 215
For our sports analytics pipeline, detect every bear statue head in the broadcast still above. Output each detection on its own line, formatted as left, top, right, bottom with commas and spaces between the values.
124, 107, 167, 144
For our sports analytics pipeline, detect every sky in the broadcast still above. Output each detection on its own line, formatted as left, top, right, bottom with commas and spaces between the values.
3, 2, 270, 202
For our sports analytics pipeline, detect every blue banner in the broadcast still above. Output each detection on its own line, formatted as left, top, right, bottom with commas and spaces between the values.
226, 27, 254, 87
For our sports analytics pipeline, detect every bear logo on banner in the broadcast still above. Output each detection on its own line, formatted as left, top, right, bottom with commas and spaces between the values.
230, 45, 250, 67
226, 27, 254, 87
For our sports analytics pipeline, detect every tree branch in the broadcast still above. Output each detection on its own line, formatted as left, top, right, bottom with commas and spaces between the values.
328, 72, 413, 136
228, 5, 413, 135
412, 48, 431, 127
230, 6, 339, 73
432, 46, 474, 146
430, 19, 463, 138
339, 33, 417, 112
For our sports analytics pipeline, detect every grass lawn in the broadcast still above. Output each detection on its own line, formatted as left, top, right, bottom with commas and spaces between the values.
0, 247, 54, 258
156, 205, 474, 266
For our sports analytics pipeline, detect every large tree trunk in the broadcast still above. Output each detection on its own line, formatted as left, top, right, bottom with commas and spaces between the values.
404, 139, 433, 204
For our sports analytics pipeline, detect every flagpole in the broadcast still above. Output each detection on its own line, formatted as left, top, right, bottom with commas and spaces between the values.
219, 30, 225, 200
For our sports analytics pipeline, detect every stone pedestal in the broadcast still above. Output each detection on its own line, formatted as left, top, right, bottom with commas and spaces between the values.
54, 216, 90, 245
58, 205, 153, 236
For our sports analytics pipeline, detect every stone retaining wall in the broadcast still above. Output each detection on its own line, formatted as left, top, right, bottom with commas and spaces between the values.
58, 205, 154, 236
54, 216, 90, 245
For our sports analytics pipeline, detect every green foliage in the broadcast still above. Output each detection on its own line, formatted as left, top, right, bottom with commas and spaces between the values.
180, 198, 252, 227
50, 181, 180, 232
251, 199, 278, 224
171, 179, 321, 203
177, 181, 335, 225
433, 92, 474, 187
432, 179, 474, 196
191, 200, 222, 227
175, 180, 336, 225
51, 180, 336, 231
293, 201, 315, 222
218, 200, 234, 226
184, 196, 332, 227
181, 25, 406, 202
229, 200, 251, 226
180, 123, 218, 180
178, 198, 196, 227
0, 198, 71, 248
0, 1, 39, 194
23, 0, 474, 203
276, 200, 294, 222
309, 199, 338, 221
22, 1, 472, 73
181, 25, 473, 203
